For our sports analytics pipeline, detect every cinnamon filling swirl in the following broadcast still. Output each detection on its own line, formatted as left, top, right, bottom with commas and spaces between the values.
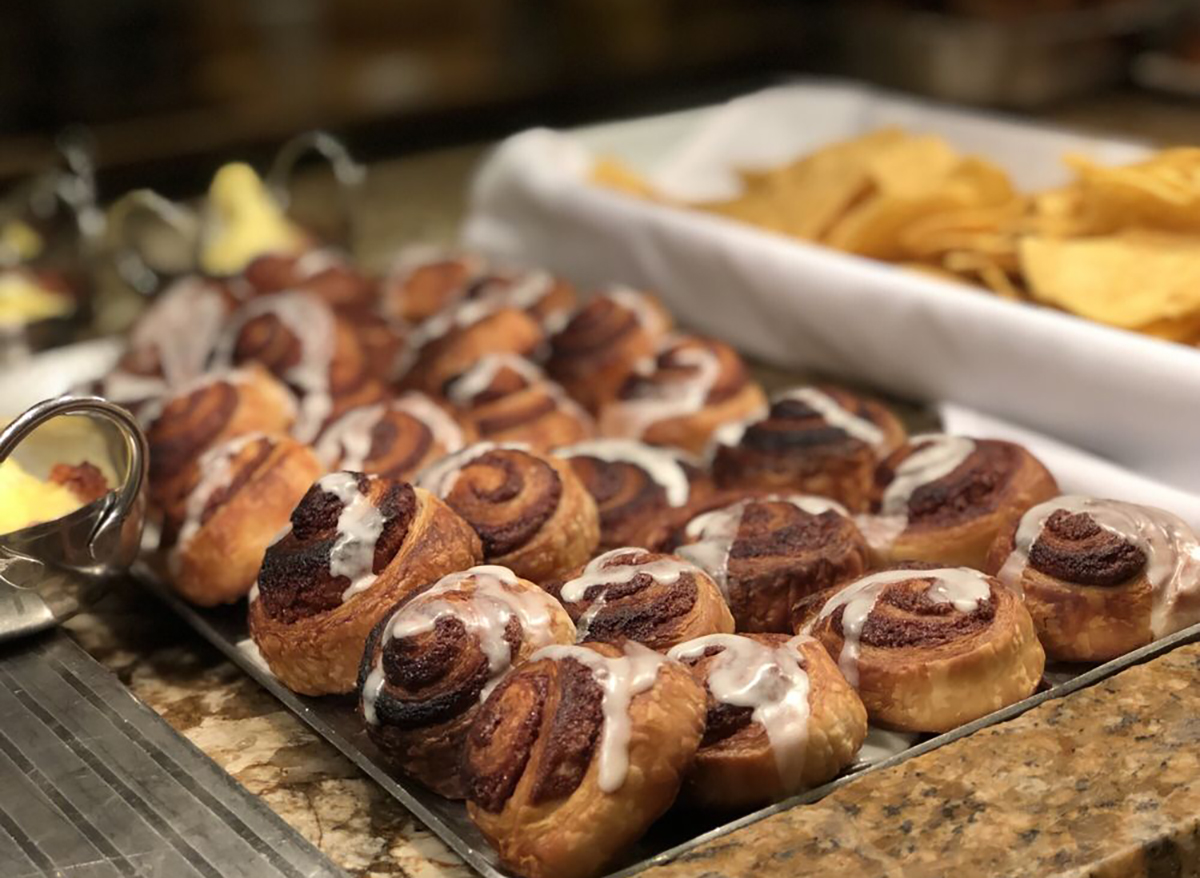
901, 441, 1017, 527
529, 658, 604, 804
197, 439, 275, 528
464, 672, 550, 812
552, 297, 641, 357
830, 586, 997, 649
1027, 509, 1147, 586
445, 450, 563, 557
147, 381, 238, 482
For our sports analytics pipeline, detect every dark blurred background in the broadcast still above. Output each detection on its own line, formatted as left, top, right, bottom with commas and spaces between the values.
2, 0, 1197, 196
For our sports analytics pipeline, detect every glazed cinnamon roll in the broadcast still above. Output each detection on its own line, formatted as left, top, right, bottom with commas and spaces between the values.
358, 565, 576, 798
711, 386, 907, 512
145, 364, 297, 516
242, 249, 377, 313
598, 335, 767, 456
553, 439, 713, 551
668, 633, 867, 809
466, 268, 577, 332
443, 354, 594, 453
860, 435, 1058, 570
546, 286, 673, 414
380, 246, 487, 325
316, 393, 472, 482
416, 443, 600, 583
462, 641, 705, 878
249, 472, 483, 695
798, 567, 1044, 733
674, 495, 870, 633
546, 548, 734, 651
167, 434, 322, 607
214, 291, 389, 442
397, 300, 546, 397
986, 496, 1200, 662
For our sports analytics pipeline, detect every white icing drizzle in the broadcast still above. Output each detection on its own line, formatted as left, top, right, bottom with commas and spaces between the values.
600, 339, 721, 440
361, 564, 566, 725
445, 353, 546, 406
99, 370, 170, 409
310, 472, 388, 603
996, 495, 1200, 637
605, 285, 670, 337
553, 439, 698, 507
559, 548, 703, 640
677, 495, 849, 599
529, 642, 666, 793
213, 292, 336, 443
774, 388, 887, 452
316, 393, 465, 471
394, 296, 509, 379
291, 247, 345, 278
414, 441, 531, 499
805, 567, 991, 687
707, 405, 769, 455
130, 276, 229, 387
668, 633, 813, 789
169, 432, 270, 573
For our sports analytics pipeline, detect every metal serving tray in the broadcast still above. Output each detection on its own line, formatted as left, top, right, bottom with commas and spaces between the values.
135, 563, 1200, 878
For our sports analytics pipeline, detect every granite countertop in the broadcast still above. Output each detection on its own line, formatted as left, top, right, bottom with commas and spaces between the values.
61, 96, 1200, 877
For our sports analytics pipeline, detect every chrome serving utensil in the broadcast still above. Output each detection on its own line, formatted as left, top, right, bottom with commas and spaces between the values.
0, 396, 147, 641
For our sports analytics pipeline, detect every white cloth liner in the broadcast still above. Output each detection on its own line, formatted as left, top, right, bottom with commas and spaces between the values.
461, 80, 1200, 499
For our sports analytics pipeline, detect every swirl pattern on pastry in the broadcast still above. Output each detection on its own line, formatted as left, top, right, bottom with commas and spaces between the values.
546, 286, 673, 414
986, 495, 1200, 661
166, 433, 321, 607
668, 633, 866, 808
466, 269, 577, 332
799, 566, 1044, 732
553, 439, 712, 551
860, 434, 1058, 570
598, 334, 767, 456
462, 641, 705, 878
380, 246, 487, 325
675, 495, 870, 633
317, 392, 470, 481
444, 354, 594, 452
711, 385, 906, 512
358, 565, 576, 797
249, 472, 483, 695
547, 548, 733, 650
243, 249, 376, 312
417, 442, 599, 583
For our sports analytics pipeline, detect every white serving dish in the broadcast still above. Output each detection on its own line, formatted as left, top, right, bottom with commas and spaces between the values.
462, 80, 1200, 493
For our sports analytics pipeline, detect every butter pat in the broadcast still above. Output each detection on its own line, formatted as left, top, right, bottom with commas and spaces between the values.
199, 163, 305, 276
0, 458, 83, 535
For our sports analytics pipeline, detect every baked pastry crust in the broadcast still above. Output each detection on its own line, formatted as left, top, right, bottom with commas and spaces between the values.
860, 435, 1058, 570
167, 433, 321, 606
711, 385, 906, 512
546, 548, 734, 651
797, 566, 1045, 733
249, 477, 483, 695
674, 495, 870, 633
462, 641, 705, 878
417, 443, 600, 584
986, 495, 1200, 662
669, 633, 866, 809
358, 565, 576, 798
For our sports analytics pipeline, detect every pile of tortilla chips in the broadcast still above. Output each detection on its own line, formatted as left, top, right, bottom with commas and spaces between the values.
593, 132, 1200, 345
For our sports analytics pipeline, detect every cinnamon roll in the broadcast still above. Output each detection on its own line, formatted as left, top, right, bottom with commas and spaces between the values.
167, 434, 322, 607
668, 633, 866, 809
798, 566, 1044, 733
316, 393, 472, 482
443, 354, 594, 453
466, 268, 577, 333
416, 443, 600, 583
860, 435, 1058, 570
986, 496, 1200, 662
242, 249, 377, 313
674, 495, 870, 633
145, 364, 297, 516
249, 472, 483, 695
358, 565, 575, 797
553, 439, 713, 551
546, 286, 673, 414
398, 300, 546, 397
380, 246, 487, 325
213, 291, 389, 443
546, 548, 734, 651
598, 335, 767, 456
462, 641, 705, 878
711, 385, 907, 512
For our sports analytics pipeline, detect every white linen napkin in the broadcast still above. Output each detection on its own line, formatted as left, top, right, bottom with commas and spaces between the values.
939, 402, 1200, 530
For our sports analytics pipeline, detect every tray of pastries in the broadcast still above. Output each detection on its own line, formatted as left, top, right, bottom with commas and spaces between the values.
40, 172, 1194, 876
